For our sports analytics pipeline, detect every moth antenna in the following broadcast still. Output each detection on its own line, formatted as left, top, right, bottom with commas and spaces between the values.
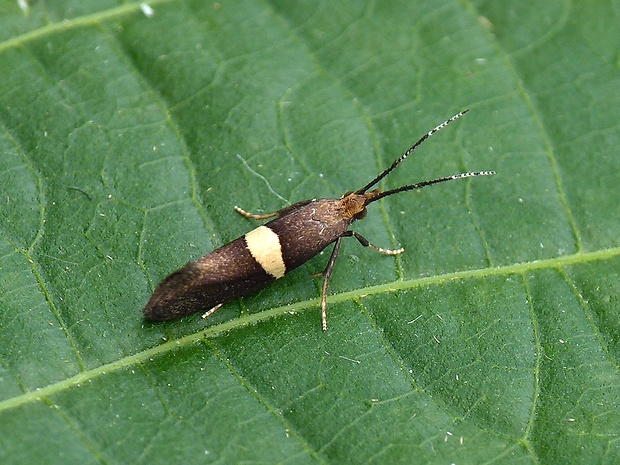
356, 109, 469, 194
368, 170, 496, 203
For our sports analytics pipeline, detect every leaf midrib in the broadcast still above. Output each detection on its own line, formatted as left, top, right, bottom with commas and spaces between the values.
0, 0, 173, 54
1, 245, 617, 414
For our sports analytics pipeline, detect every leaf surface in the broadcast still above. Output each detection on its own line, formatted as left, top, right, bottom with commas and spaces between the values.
1, 1, 619, 464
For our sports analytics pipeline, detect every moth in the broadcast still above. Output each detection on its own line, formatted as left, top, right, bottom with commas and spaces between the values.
143, 110, 494, 329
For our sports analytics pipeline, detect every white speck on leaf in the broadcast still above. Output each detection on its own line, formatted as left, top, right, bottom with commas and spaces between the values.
140, 3, 154, 17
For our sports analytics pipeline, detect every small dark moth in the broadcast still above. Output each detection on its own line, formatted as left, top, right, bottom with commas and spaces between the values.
143, 110, 494, 330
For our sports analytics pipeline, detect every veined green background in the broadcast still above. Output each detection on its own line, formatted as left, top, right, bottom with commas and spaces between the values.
0, 1, 619, 464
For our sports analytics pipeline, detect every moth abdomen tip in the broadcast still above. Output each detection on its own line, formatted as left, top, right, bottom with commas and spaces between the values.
142, 264, 202, 321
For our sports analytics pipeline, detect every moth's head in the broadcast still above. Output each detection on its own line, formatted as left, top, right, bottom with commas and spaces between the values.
340, 189, 382, 221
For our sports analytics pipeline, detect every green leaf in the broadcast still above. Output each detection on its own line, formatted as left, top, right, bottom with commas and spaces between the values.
1, 1, 619, 464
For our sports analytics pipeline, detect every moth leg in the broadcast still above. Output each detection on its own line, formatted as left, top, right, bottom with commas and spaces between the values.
235, 200, 314, 220
344, 230, 404, 255
320, 231, 402, 330
234, 206, 279, 220
201, 303, 223, 319
321, 236, 344, 331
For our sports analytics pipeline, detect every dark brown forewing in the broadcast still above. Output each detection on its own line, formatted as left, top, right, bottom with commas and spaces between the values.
143, 236, 275, 321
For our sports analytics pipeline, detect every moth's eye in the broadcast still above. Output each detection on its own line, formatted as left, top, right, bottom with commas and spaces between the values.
354, 208, 367, 220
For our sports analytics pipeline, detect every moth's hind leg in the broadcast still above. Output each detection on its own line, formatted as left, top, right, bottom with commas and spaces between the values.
233, 206, 279, 220
234, 200, 313, 220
